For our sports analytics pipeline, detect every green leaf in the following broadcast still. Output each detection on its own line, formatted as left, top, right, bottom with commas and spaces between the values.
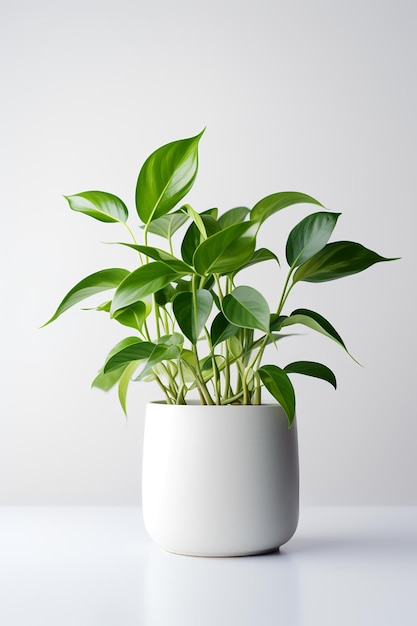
118, 243, 192, 274
222, 286, 270, 333
136, 130, 204, 224
42, 268, 130, 326
110, 262, 178, 315
233, 248, 279, 277
181, 214, 220, 266
281, 308, 349, 353
104, 338, 155, 373
182, 204, 207, 238
64, 191, 128, 223
118, 361, 140, 415
210, 312, 239, 347
172, 290, 213, 343
134, 343, 181, 381
251, 191, 323, 225
218, 206, 250, 229
258, 365, 296, 426
193, 222, 257, 275
284, 361, 337, 389
293, 241, 398, 283
91, 365, 127, 391
286, 212, 341, 267
158, 332, 184, 347
113, 300, 151, 331
145, 211, 189, 239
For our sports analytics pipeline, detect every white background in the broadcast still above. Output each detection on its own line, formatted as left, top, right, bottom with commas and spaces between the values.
1, 0, 415, 505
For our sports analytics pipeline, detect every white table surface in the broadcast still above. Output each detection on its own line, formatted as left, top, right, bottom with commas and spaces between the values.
0, 506, 416, 626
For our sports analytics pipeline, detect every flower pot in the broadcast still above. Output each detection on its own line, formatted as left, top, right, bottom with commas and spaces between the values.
142, 402, 299, 557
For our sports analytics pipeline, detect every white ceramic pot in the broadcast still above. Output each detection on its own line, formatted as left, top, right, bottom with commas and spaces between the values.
142, 402, 299, 557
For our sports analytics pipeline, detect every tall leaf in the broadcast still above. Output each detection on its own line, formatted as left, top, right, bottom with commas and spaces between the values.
251, 191, 323, 225
293, 241, 398, 283
258, 365, 296, 426
286, 212, 340, 267
110, 262, 178, 315
136, 130, 204, 224
42, 268, 129, 326
284, 361, 337, 389
172, 290, 213, 343
118, 362, 141, 415
193, 222, 257, 275
64, 191, 128, 223
222, 286, 270, 333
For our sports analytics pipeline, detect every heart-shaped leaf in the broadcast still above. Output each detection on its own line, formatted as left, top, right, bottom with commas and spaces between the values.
258, 365, 296, 426
64, 191, 129, 223
42, 268, 130, 326
293, 241, 398, 283
172, 290, 213, 343
136, 130, 204, 224
210, 312, 239, 347
113, 300, 151, 331
110, 262, 178, 315
193, 222, 257, 275
222, 286, 270, 333
284, 361, 337, 389
281, 308, 347, 351
286, 212, 340, 267
251, 191, 323, 225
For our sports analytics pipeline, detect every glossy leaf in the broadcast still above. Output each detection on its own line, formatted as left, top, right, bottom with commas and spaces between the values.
64, 191, 128, 223
281, 308, 347, 352
113, 300, 151, 331
104, 338, 155, 373
118, 243, 192, 274
210, 312, 239, 347
258, 365, 295, 426
134, 343, 181, 381
218, 206, 250, 229
286, 212, 341, 267
145, 211, 189, 239
193, 222, 257, 275
118, 362, 140, 415
182, 204, 207, 238
251, 191, 323, 225
284, 361, 337, 389
181, 214, 220, 266
293, 241, 398, 283
43, 268, 129, 326
172, 290, 213, 343
222, 286, 270, 333
233, 248, 279, 276
110, 262, 178, 315
136, 130, 204, 224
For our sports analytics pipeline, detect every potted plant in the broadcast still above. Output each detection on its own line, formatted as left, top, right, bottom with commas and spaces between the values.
44, 130, 397, 556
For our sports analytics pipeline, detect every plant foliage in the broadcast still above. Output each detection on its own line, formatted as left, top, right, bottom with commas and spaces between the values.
44, 131, 398, 425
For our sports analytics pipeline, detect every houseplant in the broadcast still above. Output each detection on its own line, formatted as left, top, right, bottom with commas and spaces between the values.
44, 130, 396, 556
